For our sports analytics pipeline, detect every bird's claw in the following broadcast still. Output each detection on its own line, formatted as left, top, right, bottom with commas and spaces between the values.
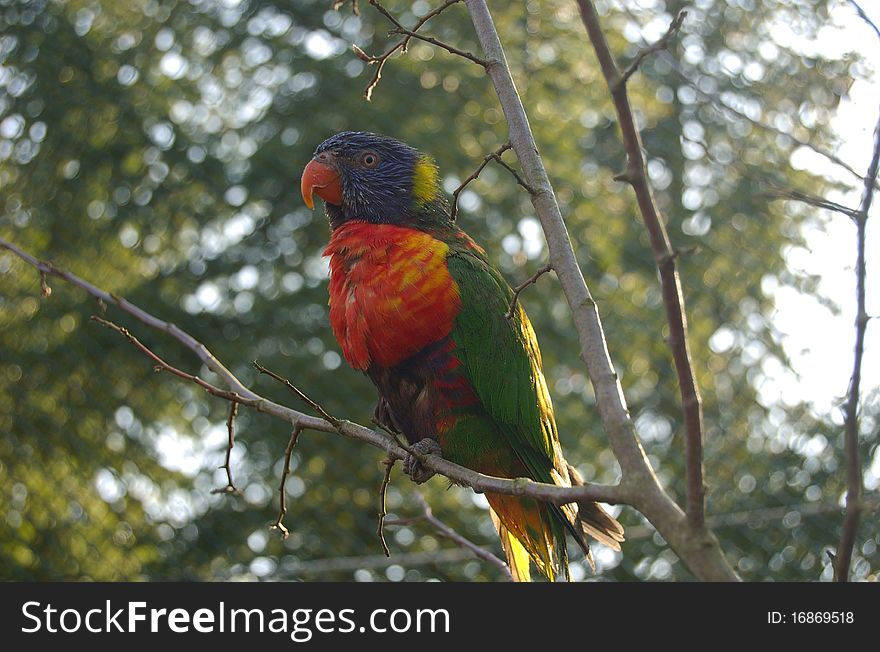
403, 438, 441, 484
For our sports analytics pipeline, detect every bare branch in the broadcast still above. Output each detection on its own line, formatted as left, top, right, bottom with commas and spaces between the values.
618, 9, 687, 87
39, 271, 52, 298
377, 457, 395, 557
387, 26, 488, 67
416, 493, 511, 579
850, 0, 880, 43
332, 0, 360, 16
371, 416, 414, 455
686, 135, 862, 221
357, 43, 400, 102
89, 316, 246, 404
612, 0, 869, 185
450, 143, 511, 221
0, 239, 253, 398
211, 401, 240, 495
449, 143, 534, 220
576, 0, 705, 529
465, 0, 737, 580
386, 493, 512, 580
253, 361, 343, 430
505, 264, 553, 320
761, 187, 861, 220
356, 0, 465, 100
272, 425, 303, 539
834, 105, 880, 581
492, 155, 536, 195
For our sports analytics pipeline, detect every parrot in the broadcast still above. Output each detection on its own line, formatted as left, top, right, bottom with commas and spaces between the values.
300, 131, 624, 581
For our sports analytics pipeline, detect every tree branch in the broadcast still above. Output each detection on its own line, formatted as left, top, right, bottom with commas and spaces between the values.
386, 493, 512, 580
272, 425, 303, 538
576, 0, 706, 529
89, 316, 247, 404
0, 238, 252, 398
505, 264, 553, 320
685, 134, 863, 221
850, 0, 880, 43
449, 142, 535, 220
253, 361, 343, 430
354, 0, 466, 100
376, 457, 395, 557
387, 26, 488, 67
450, 143, 511, 221
211, 401, 240, 495
618, 9, 687, 88
465, 0, 737, 580
833, 104, 879, 581
0, 237, 626, 509
332, 0, 360, 16
761, 186, 861, 220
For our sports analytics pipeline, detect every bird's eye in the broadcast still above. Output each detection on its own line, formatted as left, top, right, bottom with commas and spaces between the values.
361, 151, 380, 168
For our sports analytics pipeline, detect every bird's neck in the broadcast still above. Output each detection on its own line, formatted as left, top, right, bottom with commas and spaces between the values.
326, 198, 453, 233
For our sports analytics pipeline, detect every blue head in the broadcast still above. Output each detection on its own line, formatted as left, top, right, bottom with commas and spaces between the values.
301, 131, 447, 230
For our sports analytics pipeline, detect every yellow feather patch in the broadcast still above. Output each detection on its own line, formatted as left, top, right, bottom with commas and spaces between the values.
412, 155, 440, 204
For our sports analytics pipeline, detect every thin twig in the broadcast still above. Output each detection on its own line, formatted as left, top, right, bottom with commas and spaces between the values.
272, 425, 303, 539
354, 43, 400, 101
387, 26, 488, 67
253, 361, 343, 430
332, 0, 360, 16
39, 271, 51, 298
0, 239, 252, 397
493, 156, 536, 195
211, 401, 240, 495
368, 0, 406, 30
356, 0, 464, 100
401, 493, 512, 579
89, 316, 245, 403
618, 9, 687, 87
505, 264, 553, 320
613, 0, 871, 184
450, 143, 511, 220
850, 0, 880, 43
761, 187, 860, 220
685, 135, 862, 221
834, 105, 880, 581
577, 0, 706, 529
377, 457, 396, 557
371, 416, 414, 455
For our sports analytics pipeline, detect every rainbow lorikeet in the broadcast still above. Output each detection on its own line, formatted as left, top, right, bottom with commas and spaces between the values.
300, 132, 623, 581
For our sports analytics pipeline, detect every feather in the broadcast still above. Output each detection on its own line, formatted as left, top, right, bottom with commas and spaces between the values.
490, 508, 532, 582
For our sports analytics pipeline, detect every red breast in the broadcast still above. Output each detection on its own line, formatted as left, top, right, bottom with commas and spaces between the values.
323, 222, 462, 370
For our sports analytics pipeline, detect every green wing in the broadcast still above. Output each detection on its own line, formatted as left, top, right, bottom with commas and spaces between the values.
446, 249, 561, 485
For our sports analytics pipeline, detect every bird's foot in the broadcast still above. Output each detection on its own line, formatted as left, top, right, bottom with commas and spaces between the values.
403, 438, 442, 485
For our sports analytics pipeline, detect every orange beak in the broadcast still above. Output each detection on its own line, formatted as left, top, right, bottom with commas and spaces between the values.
301, 158, 343, 209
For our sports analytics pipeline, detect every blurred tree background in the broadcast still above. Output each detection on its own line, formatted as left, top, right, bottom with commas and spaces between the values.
1, 0, 877, 581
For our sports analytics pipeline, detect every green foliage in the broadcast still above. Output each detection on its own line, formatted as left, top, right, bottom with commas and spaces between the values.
1, 0, 876, 581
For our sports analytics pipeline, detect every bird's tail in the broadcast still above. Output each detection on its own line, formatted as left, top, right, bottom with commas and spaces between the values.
486, 466, 624, 581
487, 493, 568, 582
565, 463, 625, 570
489, 508, 532, 582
